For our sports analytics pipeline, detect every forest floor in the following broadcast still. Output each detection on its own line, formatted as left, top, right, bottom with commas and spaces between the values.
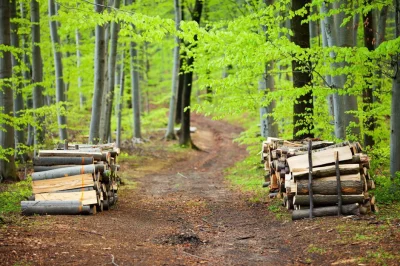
1, 114, 400, 265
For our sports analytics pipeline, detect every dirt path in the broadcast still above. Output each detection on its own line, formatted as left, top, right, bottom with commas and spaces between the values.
1, 114, 400, 265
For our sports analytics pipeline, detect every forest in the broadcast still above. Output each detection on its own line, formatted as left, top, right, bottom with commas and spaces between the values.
0, 0, 399, 195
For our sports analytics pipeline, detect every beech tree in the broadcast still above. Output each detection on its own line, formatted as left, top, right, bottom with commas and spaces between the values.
0, 0, 17, 180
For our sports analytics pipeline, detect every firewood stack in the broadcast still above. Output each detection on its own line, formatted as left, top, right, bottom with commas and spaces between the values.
21, 142, 120, 215
261, 137, 377, 220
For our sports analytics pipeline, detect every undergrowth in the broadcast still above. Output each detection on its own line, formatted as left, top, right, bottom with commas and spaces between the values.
0, 178, 32, 221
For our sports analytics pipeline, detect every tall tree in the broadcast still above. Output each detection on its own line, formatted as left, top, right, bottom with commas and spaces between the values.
0, 0, 17, 180
89, 0, 106, 144
103, 0, 121, 142
390, 0, 400, 177
259, 0, 278, 138
179, 0, 203, 146
10, 0, 25, 153
116, 51, 125, 149
49, 0, 68, 140
75, 30, 85, 110
30, 0, 45, 146
175, 0, 185, 125
291, 0, 313, 140
165, 0, 181, 140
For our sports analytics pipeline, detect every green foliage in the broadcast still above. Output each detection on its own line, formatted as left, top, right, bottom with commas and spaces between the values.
373, 173, 400, 203
0, 178, 32, 215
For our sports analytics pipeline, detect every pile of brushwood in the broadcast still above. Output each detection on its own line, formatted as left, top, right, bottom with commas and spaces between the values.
261, 138, 377, 220
21, 142, 120, 215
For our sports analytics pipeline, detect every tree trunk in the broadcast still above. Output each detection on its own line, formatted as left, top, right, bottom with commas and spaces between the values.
31, 165, 97, 181
75, 29, 85, 109
291, 0, 313, 140
10, 0, 25, 155
295, 178, 364, 195
99, 23, 111, 142
390, 0, 400, 178
362, 1, 376, 148
179, 0, 203, 147
116, 51, 125, 149
175, 1, 185, 125
166, 0, 181, 140
30, 0, 45, 146
33, 157, 94, 166
0, 0, 17, 181
103, 0, 121, 143
49, 0, 68, 141
89, 0, 106, 144
130, 40, 141, 139
21, 201, 91, 216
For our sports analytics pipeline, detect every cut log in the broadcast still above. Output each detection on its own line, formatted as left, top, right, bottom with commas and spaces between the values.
293, 194, 364, 206
32, 174, 94, 194
21, 200, 90, 215
34, 165, 76, 172
31, 165, 96, 181
287, 146, 353, 171
292, 204, 360, 220
292, 164, 360, 179
38, 150, 103, 161
295, 175, 363, 195
33, 157, 94, 166
53, 187, 94, 193
34, 190, 98, 205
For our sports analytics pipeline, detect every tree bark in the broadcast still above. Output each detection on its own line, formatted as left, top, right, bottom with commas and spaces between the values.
0, 0, 17, 181
179, 0, 203, 147
130, 40, 141, 139
291, 0, 313, 140
31, 165, 96, 181
175, 1, 185, 125
75, 29, 85, 109
33, 157, 94, 166
30, 0, 45, 146
89, 0, 106, 144
293, 195, 364, 206
390, 0, 400, 178
49, 0, 68, 141
295, 179, 363, 195
166, 0, 181, 140
21, 201, 91, 216
292, 164, 360, 179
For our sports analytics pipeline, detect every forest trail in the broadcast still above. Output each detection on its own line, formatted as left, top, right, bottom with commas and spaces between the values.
1, 115, 400, 265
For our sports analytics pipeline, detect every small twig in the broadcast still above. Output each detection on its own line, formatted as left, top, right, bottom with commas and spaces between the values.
181, 250, 208, 261
110, 254, 119, 266
236, 235, 255, 240
177, 172, 188, 179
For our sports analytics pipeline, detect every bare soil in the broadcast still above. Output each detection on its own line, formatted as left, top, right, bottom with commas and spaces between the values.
1, 114, 400, 265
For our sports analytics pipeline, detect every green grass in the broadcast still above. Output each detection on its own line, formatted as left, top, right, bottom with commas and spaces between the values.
0, 178, 32, 215
307, 244, 327, 255
359, 248, 400, 266
224, 156, 268, 202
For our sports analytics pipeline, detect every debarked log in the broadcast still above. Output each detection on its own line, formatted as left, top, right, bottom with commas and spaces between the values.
293, 194, 364, 206
32, 165, 96, 181
21, 200, 90, 215
33, 157, 94, 166
295, 176, 363, 195
292, 203, 360, 220
32, 174, 94, 194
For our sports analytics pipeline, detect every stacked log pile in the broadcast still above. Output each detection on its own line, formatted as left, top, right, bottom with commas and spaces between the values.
261, 138, 377, 220
21, 143, 120, 215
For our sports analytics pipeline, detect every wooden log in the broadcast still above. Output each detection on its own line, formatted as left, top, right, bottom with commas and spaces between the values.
287, 146, 353, 171
295, 175, 363, 195
69, 142, 115, 149
21, 200, 90, 215
34, 165, 76, 172
308, 140, 314, 218
76, 148, 102, 153
335, 151, 342, 215
35, 190, 98, 205
293, 164, 360, 179
32, 174, 94, 194
33, 157, 94, 166
367, 179, 375, 190
38, 150, 102, 161
31, 165, 96, 181
53, 187, 94, 193
293, 194, 364, 206
292, 204, 360, 220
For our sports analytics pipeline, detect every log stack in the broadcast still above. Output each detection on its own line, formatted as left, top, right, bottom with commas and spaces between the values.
261, 138, 377, 220
21, 142, 120, 215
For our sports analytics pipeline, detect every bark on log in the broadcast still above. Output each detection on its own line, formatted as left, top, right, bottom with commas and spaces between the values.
292, 203, 360, 220
33, 157, 94, 166
293, 194, 364, 206
292, 164, 360, 179
34, 165, 76, 172
295, 177, 363, 195
21, 200, 90, 215
38, 150, 103, 160
31, 165, 95, 181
